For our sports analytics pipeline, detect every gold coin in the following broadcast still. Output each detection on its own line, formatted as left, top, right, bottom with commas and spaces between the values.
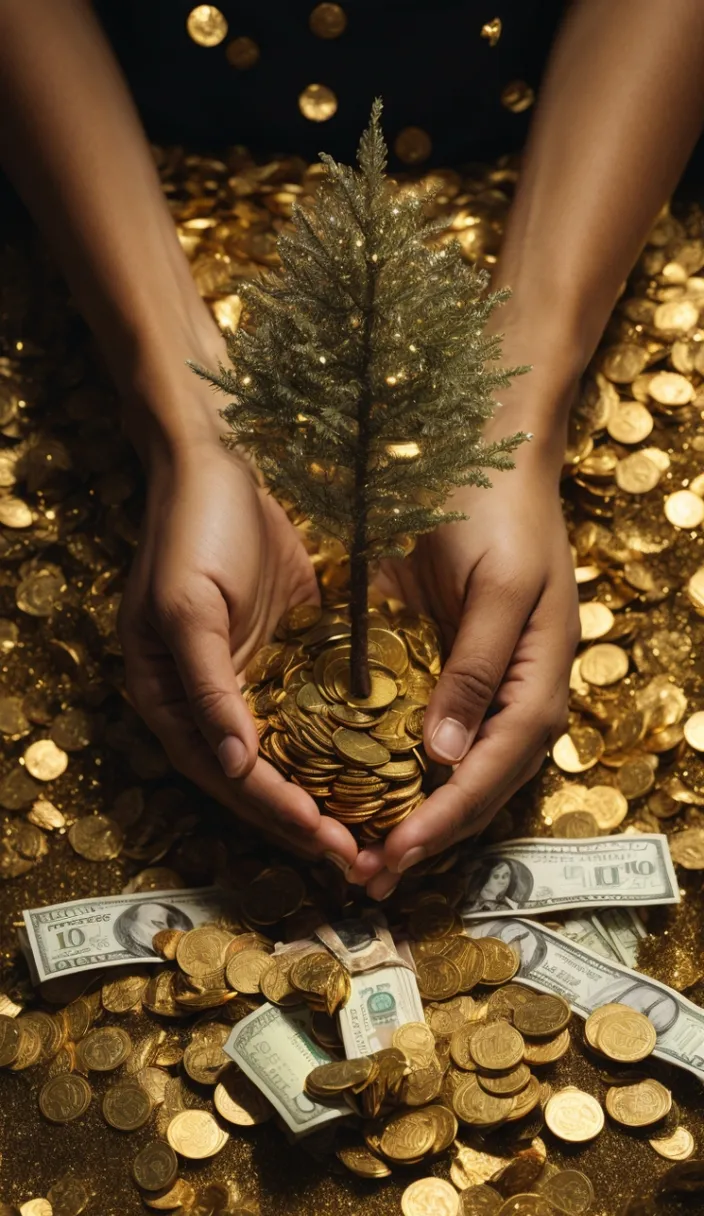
167, 1109, 228, 1158
19, 1201, 52, 1216
27, 798, 65, 830
102, 1079, 152, 1130
183, 1039, 229, 1086
605, 1079, 671, 1127
0, 1014, 21, 1066
401, 1177, 459, 1216
394, 127, 433, 166
653, 300, 699, 333
392, 1021, 436, 1060
607, 401, 653, 444
476, 937, 520, 985
176, 926, 232, 977
649, 1126, 695, 1161
213, 1066, 274, 1125
0, 496, 32, 527
23, 738, 68, 781
595, 1007, 656, 1063
601, 343, 648, 382
539, 1170, 595, 1215
616, 758, 656, 799
513, 994, 570, 1038
544, 1088, 604, 1141
684, 710, 704, 751
306, 1056, 374, 1095
45, 1173, 91, 1216
225, 948, 273, 993
669, 827, 704, 868
522, 1028, 571, 1065
416, 956, 462, 1001
101, 971, 148, 1014
142, 1179, 197, 1211
551, 811, 599, 838
583, 785, 629, 831
551, 727, 604, 772
0, 696, 30, 736
186, 4, 227, 46
67, 814, 123, 860
649, 370, 695, 405
337, 1145, 391, 1178
39, 1074, 92, 1123
132, 1141, 179, 1192
478, 1062, 531, 1097
665, 489, 704, 528
224, 36, 260, 69
76, 1026, 132, 1071
298, 84, 338, 122
500, 80, 535, 113
459, 1186, 503, 1215
453, 1075, 515, 1126
615, 452, 662, 494
578, 602, 614, 640
469, 1022, 525, 1071
309, 3, 347, 38
380, 1108, 436, 1161
332, 727, 391, 767
580, 643, 629, 686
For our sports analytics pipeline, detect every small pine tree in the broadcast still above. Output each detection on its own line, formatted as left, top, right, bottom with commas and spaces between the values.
188, 100, 528, 697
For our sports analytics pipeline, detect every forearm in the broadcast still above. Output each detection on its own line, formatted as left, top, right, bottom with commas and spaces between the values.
0, 0, 223, 458
490, 0, 704, 452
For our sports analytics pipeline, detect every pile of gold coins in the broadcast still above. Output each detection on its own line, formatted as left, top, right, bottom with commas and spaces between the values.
243, 606, 441, 841
2, 139, 704, 1213
2, 882, 700, 1216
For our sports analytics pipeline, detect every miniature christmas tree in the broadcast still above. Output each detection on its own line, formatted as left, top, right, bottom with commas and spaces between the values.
188, 99, 527, 699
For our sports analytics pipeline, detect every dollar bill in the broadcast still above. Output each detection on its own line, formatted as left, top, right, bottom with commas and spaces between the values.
338, 964, 424, 1058
224, 1003, 350, 1134
315, 914, 412, 975
22, 887, 227, 983
553, 909, 646, 967
465, 917, 704, 1082
460, 834, 678, 919
594, 908, 647, 967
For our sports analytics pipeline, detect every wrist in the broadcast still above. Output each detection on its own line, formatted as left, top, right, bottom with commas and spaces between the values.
120, 321, 229, 470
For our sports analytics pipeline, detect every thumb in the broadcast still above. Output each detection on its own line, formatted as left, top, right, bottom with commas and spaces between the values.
158, 582, 260, 778
423, 575, 528, 765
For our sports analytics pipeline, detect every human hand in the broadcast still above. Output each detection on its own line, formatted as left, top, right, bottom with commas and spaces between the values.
350, 444, 580, 897
118, 437, 359, 872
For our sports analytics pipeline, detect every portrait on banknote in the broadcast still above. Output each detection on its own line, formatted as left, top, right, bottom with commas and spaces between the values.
112, 901, 194, 957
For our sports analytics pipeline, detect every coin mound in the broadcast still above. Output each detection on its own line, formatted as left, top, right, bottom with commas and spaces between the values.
243, 606, 441, 841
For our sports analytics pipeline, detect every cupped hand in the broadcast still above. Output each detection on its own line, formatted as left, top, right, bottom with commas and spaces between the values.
118, 439, 358, 871
350, 447, 580, 897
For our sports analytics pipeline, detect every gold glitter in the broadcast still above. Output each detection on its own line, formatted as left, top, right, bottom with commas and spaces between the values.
298, 84, 338, 122
309, 4, 347, 39
225, 37, 260, 70
500, 81, 535, 114
394, 128, 433, 166
186, 5, 228, 47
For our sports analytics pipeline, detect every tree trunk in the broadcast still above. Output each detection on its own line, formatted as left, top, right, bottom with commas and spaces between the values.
349, 547, 370, 698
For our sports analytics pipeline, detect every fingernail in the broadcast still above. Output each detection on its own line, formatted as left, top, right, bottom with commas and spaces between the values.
370, 875, 400, 902
217, 735, 248, 777
378, 881, 399, 902
324, 852, 351, 879
431, 717, 470, 763
397, 846, 427, 874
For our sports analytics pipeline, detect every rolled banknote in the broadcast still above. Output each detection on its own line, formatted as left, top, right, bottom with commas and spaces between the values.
465, 917, 704, 1082
22, 887, 227, 983
338, 964, 424, 1059
224, 1003, 350, 1134
460, 834, 678, 919
315, 914, 412, 974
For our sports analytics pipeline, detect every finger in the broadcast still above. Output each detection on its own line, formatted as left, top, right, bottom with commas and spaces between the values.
365, 747, 546, 901
346, 844, 385, 886
423, 562, 539, 766
384, 674, 563, 872
154, 578, 260, 778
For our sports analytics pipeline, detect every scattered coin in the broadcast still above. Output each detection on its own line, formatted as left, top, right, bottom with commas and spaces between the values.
39, 1074, 92, 1123
132, 1141, 179, 1192
544, 1089, 604, 1141
401, 1177, 460, 1216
